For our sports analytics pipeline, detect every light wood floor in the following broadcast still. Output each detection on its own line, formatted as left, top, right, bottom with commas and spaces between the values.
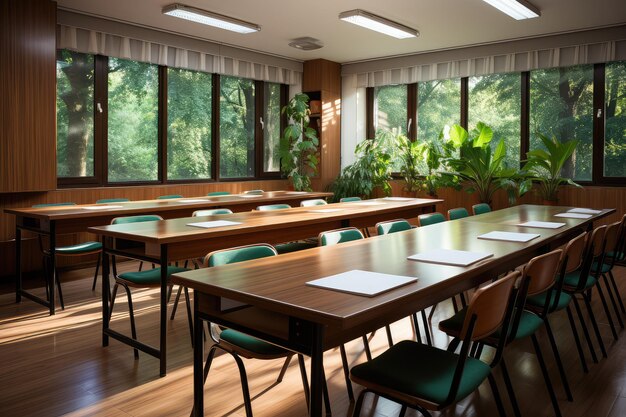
2, 261, 626, 417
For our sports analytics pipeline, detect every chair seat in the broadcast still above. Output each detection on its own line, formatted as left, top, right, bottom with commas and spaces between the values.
591, 261, 611, 274
54, 241, 102, 255
118, 266, 189, 286
562, 271, 596, 291
439, 307, 543, 341
527, 291, 572, 312
607, 251, 625, 261
275, 241, 317, 254
220, 329, 289, 357
350, 340, 491, 405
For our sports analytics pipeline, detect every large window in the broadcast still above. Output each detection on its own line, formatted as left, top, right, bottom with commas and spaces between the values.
469, 73, 521, 169
417, 78, 461, 143
374, 85, 408, 171
56, 50, 95, 178
107, 58, 159, 182
604, 61, 626, 178
263, 83, 282, 173
530, 65, 594, 181
167, 68, 212, 180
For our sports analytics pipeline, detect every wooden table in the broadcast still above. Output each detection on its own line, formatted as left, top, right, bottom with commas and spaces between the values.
171, 204, 614, 417
5, 191, 331, 315
88, 197, 441, 377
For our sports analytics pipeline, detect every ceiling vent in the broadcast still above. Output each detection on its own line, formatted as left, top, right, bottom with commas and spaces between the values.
288, 37, 324, 51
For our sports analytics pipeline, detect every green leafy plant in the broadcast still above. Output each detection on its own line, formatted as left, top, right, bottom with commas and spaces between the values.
327, 133, 393, 202
279, 93, 319, 191
522, 132, 581, 202
445, 122, 530, 204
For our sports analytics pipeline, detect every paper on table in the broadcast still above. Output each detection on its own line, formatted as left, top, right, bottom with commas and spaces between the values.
554, 213, 592, 219
306, 270, 417, 297
567, 208, 602, 215
178, 199, 208, 203
478, 231, 540, 243
517, 221, 566, 229
307, 209, 344, 213
82, 205, 124, 210
286, 191, 308, 195
383, 197, 414, 201
238, 194, 261, 198
187, 220, 242, 228
408, 249, 493, 267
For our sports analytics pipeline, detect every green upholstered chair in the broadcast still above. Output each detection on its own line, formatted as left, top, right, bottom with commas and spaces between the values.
32, 202, 103, 308
439, 250, 568, 417
375, 219, 412, 235
300, 199, 327, 207
96, 198, 130, 203
472, 203, 492, 216
157, 194, 183, 199
417, 212, 446, 227
255, 204, 291, 211
207, 191, 231, 196
339, 196, 361, 202
192, 208, 233, 216
350, 271, 519, 417
318, 227, 364, 246
108, 215, 191, 356
447, 207, 469, 220
602, 214, 626, 321
243, 189, 264, 195
201, 244, 329, 416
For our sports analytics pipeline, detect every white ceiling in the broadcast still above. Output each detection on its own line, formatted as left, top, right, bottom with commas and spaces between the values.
56, 0, 626, 63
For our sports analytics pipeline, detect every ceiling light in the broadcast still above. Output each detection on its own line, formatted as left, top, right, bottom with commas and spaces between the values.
162, 4, 260, 34
481, 0, 540, 20
288, 37, 324, 51
339, 9, 418, 39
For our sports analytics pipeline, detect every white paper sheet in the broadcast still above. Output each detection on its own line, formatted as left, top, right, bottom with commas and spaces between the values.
408, 249, 493, 266
478, 231, 540, 242
178, 199, 208, 203
306, 270, 417, 297
307, 209, 344, 213
554, 213, 592, 219
82, 205, 124, 210
238, 194, 261, 198
517, 221, 566, 229
383, 197, 414, 201
187, 220, 242, 228
567, 208, 602, 215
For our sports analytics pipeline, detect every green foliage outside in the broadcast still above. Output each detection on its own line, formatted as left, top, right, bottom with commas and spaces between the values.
220, 76, 255, 178
604, 61, 626, 177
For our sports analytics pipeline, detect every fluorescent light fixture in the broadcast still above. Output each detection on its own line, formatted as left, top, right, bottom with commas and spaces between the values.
162, 4, 260, 34
482, 0, 540, 20
339, 9, 418, 39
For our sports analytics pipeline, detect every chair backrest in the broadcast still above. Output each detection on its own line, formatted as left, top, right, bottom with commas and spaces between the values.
256, 204, 291, 211
448, 207, 469, 221
204, 243, 277, 267
561, 232, 587, 274
32, 202, 76, 208
207, 191, 231, 196
300, 199, 327, 207
587, 225, 607, 258
472, 203, 492, 216
376, 219, 412, 235
96, 198, 130, 204
417, 212, 446, 227
522, 249, 563, 296
193, 208, 233, 216
157, 194, 182, 199
244, 189, 264, 195
604, 221, 621, 255
319, 227, 364, 246
111, 214, 163, 225
339, 197, 361, 202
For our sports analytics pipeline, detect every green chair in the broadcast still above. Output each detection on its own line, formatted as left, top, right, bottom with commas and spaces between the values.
350, 271, 519, 417
255, 204, 291, 211
439, 250, 567, 417
32, 202, 103, 307
417, 212, 446, 226
108, 215, 191, 356
472, 203, 492, 216
207, 191, 231, 196
300, 199, 327, 207
603, 214, 626, 319
375, 219, 412, 235
96, 198, 130, 203
447, 207, 469, 220
157, 194, 183, 199
201, 244, 330, 416
193, 208, 233, 216
339, 196, 361, 202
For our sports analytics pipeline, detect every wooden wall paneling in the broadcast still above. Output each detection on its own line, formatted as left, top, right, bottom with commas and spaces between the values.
0, 0, 57, 193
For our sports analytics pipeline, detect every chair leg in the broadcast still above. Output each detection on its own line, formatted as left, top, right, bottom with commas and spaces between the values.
572, 295, 599, 362
91, 253, 101, 291
487, 373, 507, 417
398, 405, 408, 417
298, 354, 311, 408
594, 280, 618, 341
184, 287, 194, 348
231, 353, 254, 417
203, 345, 219, 383
276, 355, 292, 383
566, 305, 589, 373
351, 389, 368, 417
531, 334, 562, 417
56, 270, 65, 310
385, 325, 394, 347
500, 357, 522, 417
362, 335, 372, 361
170, 285, 183, 320
411, 313, 422, 343
602, 273, 624, 329
121, 283, 139, 360
583, 292, 609, 357
421, 310, 432, 346
544, 318, 573, 401
109, 283, 119, 322
427, 303, 438, 323
608, 270, 626, 315
339, 344, 355, 401
322, 368, 332, 417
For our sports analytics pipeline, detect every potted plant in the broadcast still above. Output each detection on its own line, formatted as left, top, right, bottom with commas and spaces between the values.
279, 93, 319, 191
444, 122, 530, 205
522, 132, 581, 203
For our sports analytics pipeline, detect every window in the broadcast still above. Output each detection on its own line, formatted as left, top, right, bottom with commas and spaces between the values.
374, 85, 408, 171
604, 61, 626, 178
107, 58, 159, 182
263, 83, 282, 173
530, 65, 594, 181
167, 68, 212, 180
219, 76, 255, 178
56, 50, 95, 178
469, 73, 521, 169
416, 78, 461, 143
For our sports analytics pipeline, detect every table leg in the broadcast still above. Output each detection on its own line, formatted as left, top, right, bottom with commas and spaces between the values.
48, 223, 56, 315
159, 245, 168, 377
309, 324, 325, 417
15, 226, 21, 303
193, 291, 204, 417
102, 237, 110, 347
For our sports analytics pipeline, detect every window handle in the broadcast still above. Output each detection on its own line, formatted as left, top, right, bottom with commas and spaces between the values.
596, 108, 602, 119
97, 102, 103, 113
259, 116, 264, 129
407, 118, 412, 134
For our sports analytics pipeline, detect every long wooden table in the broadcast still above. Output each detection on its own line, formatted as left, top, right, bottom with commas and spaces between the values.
5, 191, 331, 315
171, 204, 614, 417
88, 197, 441, 377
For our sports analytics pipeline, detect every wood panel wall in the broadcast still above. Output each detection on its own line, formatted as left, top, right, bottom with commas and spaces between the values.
0, 0, 57, 193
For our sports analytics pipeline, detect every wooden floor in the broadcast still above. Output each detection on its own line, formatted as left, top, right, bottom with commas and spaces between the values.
2, 261, 626, 417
